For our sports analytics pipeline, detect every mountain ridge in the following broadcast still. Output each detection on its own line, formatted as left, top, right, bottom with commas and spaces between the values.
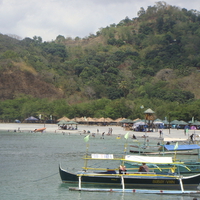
0, 1, 200, 103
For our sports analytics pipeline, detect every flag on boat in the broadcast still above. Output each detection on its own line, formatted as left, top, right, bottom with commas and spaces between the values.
124, 132, 129, 139
174, 142, 178, 150
84, 135, 90, 142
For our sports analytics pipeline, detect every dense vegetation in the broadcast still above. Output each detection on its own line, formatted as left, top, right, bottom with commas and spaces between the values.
0, 2, 200, 122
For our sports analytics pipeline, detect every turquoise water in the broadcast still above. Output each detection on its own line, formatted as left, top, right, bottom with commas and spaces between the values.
0, 130, 197, 200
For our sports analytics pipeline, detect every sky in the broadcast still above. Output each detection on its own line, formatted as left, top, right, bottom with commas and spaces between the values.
0, 0, 199, 41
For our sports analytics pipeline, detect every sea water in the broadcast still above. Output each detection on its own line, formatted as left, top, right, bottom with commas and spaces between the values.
0, 129, 197, 200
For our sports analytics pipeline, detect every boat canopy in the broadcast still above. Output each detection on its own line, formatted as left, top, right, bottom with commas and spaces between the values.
164, 144, 200, 151
164, 138, 187, 142
124, 155, 173, 164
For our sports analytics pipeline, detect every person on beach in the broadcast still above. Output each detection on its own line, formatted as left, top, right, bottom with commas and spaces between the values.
159, 130, 163, 138
190, 133, 194, 143
110, 128, 113, 135
184, 128, 186, 135
132, 134, 137, 139
159, 130, 162, 137
138, 163, 149, 172
101, 132, 105, 139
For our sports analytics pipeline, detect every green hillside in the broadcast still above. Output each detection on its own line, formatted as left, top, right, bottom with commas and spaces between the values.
0, 2, 200, 122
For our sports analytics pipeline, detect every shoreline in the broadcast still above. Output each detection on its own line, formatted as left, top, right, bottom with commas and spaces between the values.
0, 123, 199, 142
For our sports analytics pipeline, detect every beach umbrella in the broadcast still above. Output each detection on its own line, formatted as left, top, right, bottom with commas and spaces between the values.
153, 119, 164, 125
132, 118, 142, 123
191, 121, 200, 126
70, 117, 76, 121
144, 108, 155, 114
162, 119, 169, 124
105, 118, 113, 122
170, 120, 180, 125
96, 117, 106, 122
73, 117, 85, 122
119, 119, 133, 123
25, 116, 39, 121
178, 120, 188, 125
91, 118, 99, 122
57, 120, 68, 125
57, 116, 70, 121
86, 117, 95, 122
114, 118, 126, 122
188, 117, 195, 124
66, 121, 79, 124
134, 121, 146, 126
133, 120, 146, 129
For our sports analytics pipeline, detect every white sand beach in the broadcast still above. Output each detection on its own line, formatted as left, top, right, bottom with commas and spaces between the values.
0, 123, 199, 142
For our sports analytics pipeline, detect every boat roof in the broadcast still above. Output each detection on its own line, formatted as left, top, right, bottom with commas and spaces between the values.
164, 144, 200, 151
124, 155, 173, 164
164, 138, 187, 142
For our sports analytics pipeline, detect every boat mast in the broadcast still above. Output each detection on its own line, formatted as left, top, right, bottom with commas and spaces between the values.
83, 135, 90, 171
122, 132, 129, 165
84, 143, 89, 171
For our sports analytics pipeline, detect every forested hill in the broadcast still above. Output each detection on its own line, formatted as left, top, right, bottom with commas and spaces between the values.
1, 2, 200, 121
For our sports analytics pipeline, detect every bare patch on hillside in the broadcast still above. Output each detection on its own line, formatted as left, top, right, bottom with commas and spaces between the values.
0, 70, 64, 100
155, 68, 175, 81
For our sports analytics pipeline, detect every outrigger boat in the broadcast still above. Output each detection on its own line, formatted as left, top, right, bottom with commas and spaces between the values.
128, 144, 200, 174
59, 153, 200, 192
129, 143, 200, 155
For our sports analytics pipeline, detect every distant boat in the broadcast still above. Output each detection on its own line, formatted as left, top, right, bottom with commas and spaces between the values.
14, 119, 21, 123
34, 127, 46, 132
127, 145, 200, 174
129, 141, 200, 155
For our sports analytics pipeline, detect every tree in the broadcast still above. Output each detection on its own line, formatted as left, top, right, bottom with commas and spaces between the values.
137, 7, 146, 17
106, 87, 123, 100
33, 36, 43, 45
56, 35, 65, 43
41, 42, 67, 59
156, 17, 164, 33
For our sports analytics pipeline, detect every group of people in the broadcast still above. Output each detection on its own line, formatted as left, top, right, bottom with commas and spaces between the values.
119, 163, 149, 174
60, 125, 77, 130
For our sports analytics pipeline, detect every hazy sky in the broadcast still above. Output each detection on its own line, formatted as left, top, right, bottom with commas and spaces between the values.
0, 0, 199, 41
